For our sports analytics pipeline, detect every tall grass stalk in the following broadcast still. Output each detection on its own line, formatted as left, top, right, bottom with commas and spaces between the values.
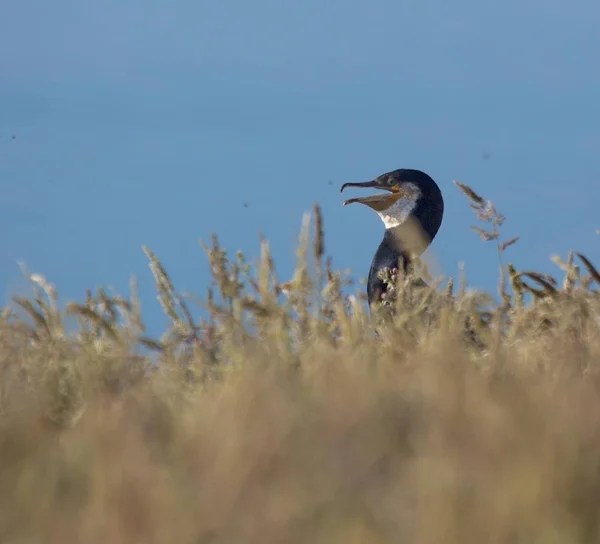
0, 183, 599, 543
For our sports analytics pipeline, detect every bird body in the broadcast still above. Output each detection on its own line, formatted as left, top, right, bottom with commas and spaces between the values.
366, 228, 412, 304
341, 169, 444, 306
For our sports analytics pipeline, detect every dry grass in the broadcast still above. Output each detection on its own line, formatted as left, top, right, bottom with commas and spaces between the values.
1, 183, 600, 543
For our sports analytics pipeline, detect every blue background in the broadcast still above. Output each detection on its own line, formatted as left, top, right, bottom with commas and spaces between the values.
2, 0, 599, 335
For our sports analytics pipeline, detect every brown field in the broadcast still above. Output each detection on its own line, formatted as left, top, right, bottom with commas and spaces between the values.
1, 184, 599, 543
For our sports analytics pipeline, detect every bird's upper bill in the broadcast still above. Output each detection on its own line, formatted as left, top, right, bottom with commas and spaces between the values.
340, 179, 405, 212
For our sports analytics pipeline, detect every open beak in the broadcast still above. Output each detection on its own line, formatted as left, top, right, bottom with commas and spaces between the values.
340, 180, 402, 209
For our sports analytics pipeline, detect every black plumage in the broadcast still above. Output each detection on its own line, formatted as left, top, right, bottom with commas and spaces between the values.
341, 168, 444, 306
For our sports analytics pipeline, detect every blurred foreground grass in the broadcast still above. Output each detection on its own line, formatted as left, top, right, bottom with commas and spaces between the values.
1, 183, 600, 543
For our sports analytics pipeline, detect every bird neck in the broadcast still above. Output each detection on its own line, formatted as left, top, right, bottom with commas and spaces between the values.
366, 230, 414, 304
382, 227, 409, 259
384, 221, 431, 260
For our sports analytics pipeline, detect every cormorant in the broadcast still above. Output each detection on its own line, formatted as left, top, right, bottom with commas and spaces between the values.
341, 168, 444, 306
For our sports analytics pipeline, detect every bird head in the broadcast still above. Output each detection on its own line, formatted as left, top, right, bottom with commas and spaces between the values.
340, 168, 444, 252
341, 169, 430, 227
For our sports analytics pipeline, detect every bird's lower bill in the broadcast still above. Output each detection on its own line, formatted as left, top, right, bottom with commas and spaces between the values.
340, 180, 405, 212
342, 192, 403, 212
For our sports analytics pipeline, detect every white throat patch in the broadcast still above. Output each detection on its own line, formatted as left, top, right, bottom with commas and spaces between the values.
377, 183, 421, 229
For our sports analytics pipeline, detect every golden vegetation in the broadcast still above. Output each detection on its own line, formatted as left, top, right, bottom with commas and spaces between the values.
1, 183, 599, 543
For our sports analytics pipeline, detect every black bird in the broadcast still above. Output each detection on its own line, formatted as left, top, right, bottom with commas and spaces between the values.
340, 168, 444, 306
